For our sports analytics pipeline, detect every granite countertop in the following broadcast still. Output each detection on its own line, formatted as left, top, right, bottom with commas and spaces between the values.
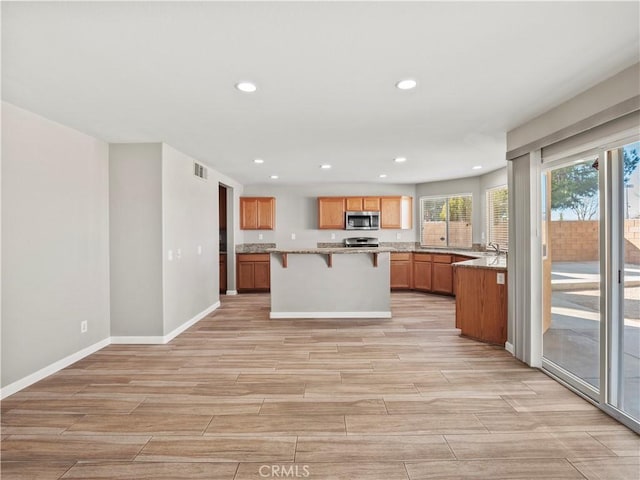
237, 242, 497, 258
235, 243, 276, 253
453, 256, 507, 270
267, 247, 395, 254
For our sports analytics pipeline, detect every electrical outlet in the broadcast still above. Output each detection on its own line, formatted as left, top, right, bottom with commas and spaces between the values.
291, 233, 296, 240
396, 233, 401, 240
497, 272, 505, 285
331, 233, 336, 240
176, 248, 182, 260
168, 250, 173, 261
258, 233, 263, 240
80, 321, 88, 333
197, 245, 202, 255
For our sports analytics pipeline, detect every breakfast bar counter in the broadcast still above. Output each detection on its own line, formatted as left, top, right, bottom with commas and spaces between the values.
267, 248, 392, 319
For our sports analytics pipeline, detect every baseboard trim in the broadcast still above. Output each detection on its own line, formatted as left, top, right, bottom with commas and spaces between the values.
0, 338, 110, 400
505, 341, 515, 355
226, 290, 238, 296
2, 302, 222, 398
111, 301, 220, 345
110, 335, 165, 344
270, 311, 392, 319
163, 301, 220, 343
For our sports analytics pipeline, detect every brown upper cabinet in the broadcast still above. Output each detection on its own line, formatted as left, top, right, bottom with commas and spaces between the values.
318, 195, 412, 230
318, 197, 346, 229
380, 196, 413, 229
240, 197, 275, 230
345, 197, 381, 212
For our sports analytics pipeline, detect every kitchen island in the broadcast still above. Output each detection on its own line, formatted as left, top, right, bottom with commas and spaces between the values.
267, 247, 393, 319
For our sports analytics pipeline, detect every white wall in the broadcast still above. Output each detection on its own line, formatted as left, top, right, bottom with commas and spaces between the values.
242, 183, 417, 247
109, 143, 164, 337
1, 102, 110, 387
161, 144, 219, 334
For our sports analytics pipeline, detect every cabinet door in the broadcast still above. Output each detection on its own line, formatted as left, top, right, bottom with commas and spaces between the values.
390, 261, 411, 289
240, 198, 257, 230
380, 197, 402, 229
345, 197, 363, 211
257, 197, 275, 230
237, 261, 255, 290
318, 197, 346, 229
363, 197, 381, 211
432, 262, 453, 294
413, 260, 432, 291
254, 262, 270, 290
380, 196, 412, 229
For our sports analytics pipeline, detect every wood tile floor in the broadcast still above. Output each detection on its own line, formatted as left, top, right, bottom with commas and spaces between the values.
2, 292, 638, 479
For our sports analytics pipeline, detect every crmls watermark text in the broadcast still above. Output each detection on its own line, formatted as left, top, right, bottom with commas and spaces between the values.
259, 464, 311, 478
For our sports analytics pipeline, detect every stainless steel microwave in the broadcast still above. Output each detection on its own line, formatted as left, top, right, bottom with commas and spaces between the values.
345, 211, 380, 230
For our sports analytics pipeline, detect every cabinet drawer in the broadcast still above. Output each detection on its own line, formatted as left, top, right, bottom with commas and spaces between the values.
391, 252, 411, 261
237, 253, 270, 262
432, 254, 452, 264
413, 253, 432, 262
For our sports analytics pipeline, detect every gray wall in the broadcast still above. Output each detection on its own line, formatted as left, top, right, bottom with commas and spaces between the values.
415, 168, 507, 246
161, 144, 219, 334
109, 143, 164, 337
270, 252, 391, 316
1, 102, 111, 387
507, 63, 640, 152
242, 183, 417, 247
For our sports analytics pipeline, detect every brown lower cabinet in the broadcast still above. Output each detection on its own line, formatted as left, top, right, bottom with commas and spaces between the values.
390, 252, 412, 290
237, 253, 270, 292
455, 265, 507, 345
431, 254, 453, 295
220, 253, 227, 293
391, 252, 477, 296
412, 253, 432, 291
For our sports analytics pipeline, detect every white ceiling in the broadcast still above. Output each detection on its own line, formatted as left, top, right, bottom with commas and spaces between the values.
2, 1, 639, 185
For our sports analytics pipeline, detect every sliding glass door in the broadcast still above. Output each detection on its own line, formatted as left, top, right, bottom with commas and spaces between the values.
541, 156, 601, 396
541, 139, 639, 431
608, 141, 640, 424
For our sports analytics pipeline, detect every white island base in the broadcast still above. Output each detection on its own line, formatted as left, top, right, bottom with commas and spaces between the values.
268, 249, 391, 319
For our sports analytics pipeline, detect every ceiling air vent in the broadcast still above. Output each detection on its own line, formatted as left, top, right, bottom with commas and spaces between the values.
194, 162, 208, 180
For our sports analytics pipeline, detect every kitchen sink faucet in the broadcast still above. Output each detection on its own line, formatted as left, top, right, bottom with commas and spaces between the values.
488, 242, 501, 255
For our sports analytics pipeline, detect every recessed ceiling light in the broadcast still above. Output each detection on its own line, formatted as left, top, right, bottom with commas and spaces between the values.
395, 79, 417, 90
235, 81, 257, 93
379, 174, 388, 178
472, 165, 483, 170
320, 164, 332, 169
253, 158, 264, 164
270, 175, 279, 180
394, 157, 407, 163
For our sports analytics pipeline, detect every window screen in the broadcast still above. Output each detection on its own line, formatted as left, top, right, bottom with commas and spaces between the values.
420, 194, 472, 248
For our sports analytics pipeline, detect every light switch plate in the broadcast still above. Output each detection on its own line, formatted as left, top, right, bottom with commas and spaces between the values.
197, 245, 202, 255
497, 272, 505, 284
291, 233, 296, 240
168, 250, 173, 261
